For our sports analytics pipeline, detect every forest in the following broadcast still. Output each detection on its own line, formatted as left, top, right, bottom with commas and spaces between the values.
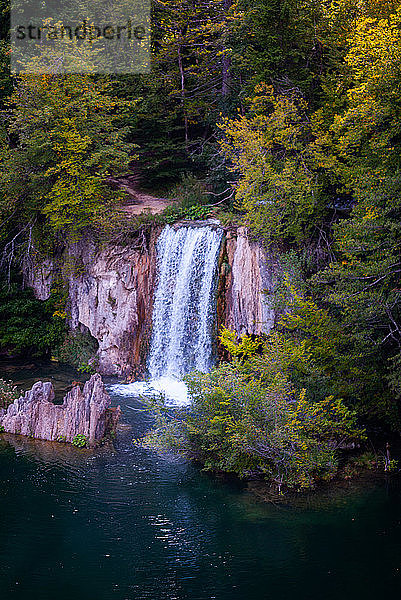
0, 0, 401, 491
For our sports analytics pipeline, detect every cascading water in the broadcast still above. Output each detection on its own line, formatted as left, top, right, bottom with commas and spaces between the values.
109, 223, 223, 405
148, 224, 223, 378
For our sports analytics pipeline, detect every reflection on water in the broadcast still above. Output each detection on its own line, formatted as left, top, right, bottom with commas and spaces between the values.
0, 358, 90, 401
0, 433, 109, 467
0, 361, 400, 600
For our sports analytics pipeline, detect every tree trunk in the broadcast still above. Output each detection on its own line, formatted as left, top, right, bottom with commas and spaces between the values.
222, 0, 232, 97
177, 43, 189, 149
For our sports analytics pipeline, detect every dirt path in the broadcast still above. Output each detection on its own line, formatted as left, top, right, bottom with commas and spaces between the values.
110, 175, 173, 215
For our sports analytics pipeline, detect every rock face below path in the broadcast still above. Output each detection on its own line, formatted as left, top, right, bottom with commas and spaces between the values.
0, 374, 120, 447
24, 230, 159, 378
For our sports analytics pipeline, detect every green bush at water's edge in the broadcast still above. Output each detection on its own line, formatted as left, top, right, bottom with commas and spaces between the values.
0, 275, 98, 373
140, 324, 365, 493
71, 434, 88, 448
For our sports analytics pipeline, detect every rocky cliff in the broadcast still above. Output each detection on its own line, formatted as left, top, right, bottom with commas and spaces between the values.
25, 229, 159, 377
67, 232, 159, 377
0, 374, 120, 447
217, 227, 278, 337
24, 223, 278, 377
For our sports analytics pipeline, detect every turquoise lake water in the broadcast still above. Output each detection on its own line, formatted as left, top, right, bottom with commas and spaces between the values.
0, 361, 400, 599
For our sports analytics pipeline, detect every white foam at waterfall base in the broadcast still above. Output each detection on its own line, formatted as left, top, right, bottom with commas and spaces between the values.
109, 224, 223, 408
108, 376, 190, 407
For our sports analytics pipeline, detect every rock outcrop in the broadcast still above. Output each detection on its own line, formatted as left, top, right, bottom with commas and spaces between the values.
66, 232, 159, 377
25, 230, 159, 378
218, 227, 278, 337
23, 223, 280, 376
0, 374, 120, 447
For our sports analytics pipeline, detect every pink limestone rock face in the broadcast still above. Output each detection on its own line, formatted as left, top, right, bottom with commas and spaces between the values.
23, 230, 160, 379
0, 374, 120, 447
218, 227, 278, 337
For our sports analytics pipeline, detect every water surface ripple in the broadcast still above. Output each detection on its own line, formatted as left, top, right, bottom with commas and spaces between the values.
0, 380, 400, 600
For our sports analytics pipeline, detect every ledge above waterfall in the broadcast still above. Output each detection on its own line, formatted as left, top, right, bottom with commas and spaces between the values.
170, 218, 222, 230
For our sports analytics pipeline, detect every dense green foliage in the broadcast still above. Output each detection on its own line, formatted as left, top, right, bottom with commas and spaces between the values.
219, 85, 334, 244
0, 278, 65, 356
142, 328, 364, 490
54, 330, 98, 373
0, 73, 133, 245
216, 0, 401, 428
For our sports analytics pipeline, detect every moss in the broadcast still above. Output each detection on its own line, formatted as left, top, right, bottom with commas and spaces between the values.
71, 434, 88, 448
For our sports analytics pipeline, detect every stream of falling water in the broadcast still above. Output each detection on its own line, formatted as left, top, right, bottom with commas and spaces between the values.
109, 223, 223, 405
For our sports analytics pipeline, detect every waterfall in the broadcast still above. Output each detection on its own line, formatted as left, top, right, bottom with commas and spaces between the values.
109, 223, 223, 405
148, 224, 223, 379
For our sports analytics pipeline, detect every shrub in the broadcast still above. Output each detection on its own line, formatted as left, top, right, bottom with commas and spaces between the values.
0, 279, 66, 357
0, 378, 21, 409
141, 328, 364, 492
162, 203, 212, 224
170, 173, 209, 209
72, 434, 88, 448
54, 330, 98, 373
